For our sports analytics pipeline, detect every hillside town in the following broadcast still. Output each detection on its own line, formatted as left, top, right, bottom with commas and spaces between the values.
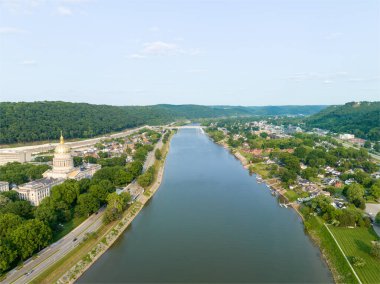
205, 118, 380, 226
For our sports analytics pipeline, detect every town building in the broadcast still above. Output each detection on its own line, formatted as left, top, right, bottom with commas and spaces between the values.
347, 138, 366, 147
14, 133, 101, 206
0, 150, 32, 166
339, 133, 355, 140
0, 181, 9, 192
17, 178, 64, 206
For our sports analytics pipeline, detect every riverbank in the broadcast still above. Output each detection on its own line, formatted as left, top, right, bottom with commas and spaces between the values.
211, 138, 355, 284
31, 134, 173, 284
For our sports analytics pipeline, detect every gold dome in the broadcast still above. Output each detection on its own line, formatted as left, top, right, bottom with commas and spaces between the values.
55, 132, 70, 154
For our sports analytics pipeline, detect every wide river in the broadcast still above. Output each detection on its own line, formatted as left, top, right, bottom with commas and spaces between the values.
78, 128, 333, 283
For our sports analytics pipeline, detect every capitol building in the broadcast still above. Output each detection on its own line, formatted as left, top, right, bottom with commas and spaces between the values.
16, 133, 100, 206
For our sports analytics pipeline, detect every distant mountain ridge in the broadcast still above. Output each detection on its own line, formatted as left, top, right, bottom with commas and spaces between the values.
0, 101, 326, 144
306, 101, 380, 141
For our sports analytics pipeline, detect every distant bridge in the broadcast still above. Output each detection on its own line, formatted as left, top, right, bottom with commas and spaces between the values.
165, 125, 205, 129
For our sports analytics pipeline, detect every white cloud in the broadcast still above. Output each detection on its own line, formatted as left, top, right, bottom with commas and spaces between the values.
0, 0, 44, 13
348, 76, 380, 82
20, 59, 37, 65
142, 41, 178, 55
129, 41, 200, 58
128, 53, 147, 59
0, 27, 26, 34
57, 6, 73, 16
287, 72, 348, 83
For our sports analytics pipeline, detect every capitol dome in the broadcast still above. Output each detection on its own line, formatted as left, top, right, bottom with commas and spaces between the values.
55, 132, 71, 154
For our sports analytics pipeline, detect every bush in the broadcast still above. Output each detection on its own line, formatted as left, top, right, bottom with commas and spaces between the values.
376, 212, 380, 225
351, 256, 366, 267
371, 241, 380, 259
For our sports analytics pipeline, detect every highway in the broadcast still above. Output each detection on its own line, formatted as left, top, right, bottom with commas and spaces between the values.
336, 138, 380, 161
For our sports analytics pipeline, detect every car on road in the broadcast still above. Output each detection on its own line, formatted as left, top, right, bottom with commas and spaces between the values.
73, 237, 77, 242
25, 270, 34, 276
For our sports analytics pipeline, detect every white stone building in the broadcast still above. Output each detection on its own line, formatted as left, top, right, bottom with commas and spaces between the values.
15, 133, 101, 206
17, 178, 64, 206
339, 133, 355, 140
0, 181, 9, 192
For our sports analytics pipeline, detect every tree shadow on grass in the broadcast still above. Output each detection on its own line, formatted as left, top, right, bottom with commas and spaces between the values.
354, 239, 372, 255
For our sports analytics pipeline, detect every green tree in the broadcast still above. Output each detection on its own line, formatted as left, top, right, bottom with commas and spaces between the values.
34, 198, 58, 228
301, 167, 318, 180
259, 132, 268, 139
89, 184, 109, 205
11, 219, 52, 260
351, 256, 366, 267
103, 192, 130, 223
0, 190, 19, 202
73, 156, 83, 167
370, 184, 380, 200
137, 167, 155, 188
51, 180, 80, 206
126, 161, 143, 178
155, 149, 162, 160
278, 168, 297, 184
371, 241, 380, 259
0, 213, 23, 238
346, 183, 365, 203
374, 142, 380, 152
75, 193, 100, 217
113, 169, 130, 186
363, 141, 371, 149
375, 212, 380, 225
0, 238, 17, 273
0, 200, 33, 219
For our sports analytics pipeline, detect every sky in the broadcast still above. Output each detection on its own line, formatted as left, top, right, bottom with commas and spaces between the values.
0, 0, 379, 106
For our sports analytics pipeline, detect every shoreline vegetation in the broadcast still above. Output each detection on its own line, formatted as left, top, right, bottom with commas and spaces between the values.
211, 138, 361, 284
31, 132, 174, 284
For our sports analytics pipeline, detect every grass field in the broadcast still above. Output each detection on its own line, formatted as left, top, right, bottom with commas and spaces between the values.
329, 226, 380, 284
304, 216, 359, 284
248, 162, 271, 179
284, 190, 299, 202
53, 215, 86, 242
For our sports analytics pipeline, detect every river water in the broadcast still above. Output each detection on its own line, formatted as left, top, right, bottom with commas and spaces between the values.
78, 128, 333, 283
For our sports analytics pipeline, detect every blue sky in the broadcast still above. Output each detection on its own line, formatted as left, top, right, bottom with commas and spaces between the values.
0, 0, 379, 106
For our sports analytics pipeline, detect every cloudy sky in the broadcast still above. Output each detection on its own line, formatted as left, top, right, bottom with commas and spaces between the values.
0, 0, 379, 106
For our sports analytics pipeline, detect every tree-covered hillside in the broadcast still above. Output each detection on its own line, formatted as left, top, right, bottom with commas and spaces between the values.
306, 101, 380, 141
0, 101, 326, 144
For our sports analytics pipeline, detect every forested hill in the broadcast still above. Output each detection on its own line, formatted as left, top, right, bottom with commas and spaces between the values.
0, 101, 325, 144
306, 101, 380, 141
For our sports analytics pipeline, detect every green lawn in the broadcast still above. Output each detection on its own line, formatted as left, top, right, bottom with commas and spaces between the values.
248, 163, 271, 179
329, 226, 380, 284
284, 190, 299, 202
53, 215, 86, 242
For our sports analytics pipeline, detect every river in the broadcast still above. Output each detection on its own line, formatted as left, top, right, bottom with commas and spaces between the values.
78, 128, 333, 283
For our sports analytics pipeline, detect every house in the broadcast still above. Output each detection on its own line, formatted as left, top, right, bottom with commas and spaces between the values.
339, 133, 355, 140
347, 138, 366, 147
